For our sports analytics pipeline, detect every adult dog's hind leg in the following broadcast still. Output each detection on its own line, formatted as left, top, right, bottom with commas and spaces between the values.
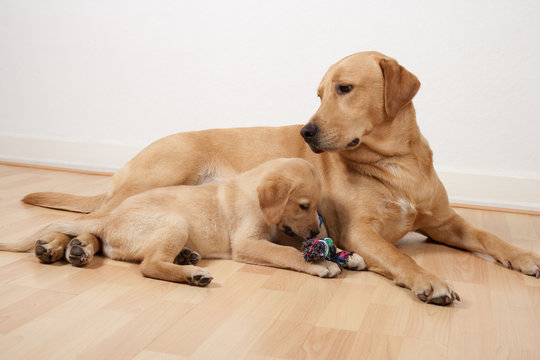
421, 209, 540, 278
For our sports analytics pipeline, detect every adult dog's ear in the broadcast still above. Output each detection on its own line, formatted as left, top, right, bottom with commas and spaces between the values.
257, 175, 296, 226
379, 58, 421, 119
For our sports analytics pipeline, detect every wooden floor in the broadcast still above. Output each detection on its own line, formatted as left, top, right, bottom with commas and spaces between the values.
0, 164, 539, 360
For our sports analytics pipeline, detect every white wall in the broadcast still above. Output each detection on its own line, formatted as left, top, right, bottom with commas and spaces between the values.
1, 1, 539, 210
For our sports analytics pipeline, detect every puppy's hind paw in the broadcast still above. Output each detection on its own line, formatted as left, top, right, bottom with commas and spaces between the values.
174, 248, 201, 265
35, 233, 71, 263
65, 234, 100, 267
187, 268, 213, 287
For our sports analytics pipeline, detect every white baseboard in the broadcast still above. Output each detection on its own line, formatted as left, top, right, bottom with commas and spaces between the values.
1, 135, 539, 212
436, 171, 540, 212
0, 134, 142, 173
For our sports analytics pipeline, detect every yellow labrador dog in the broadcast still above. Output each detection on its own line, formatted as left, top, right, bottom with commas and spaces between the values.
7, 159, 359, 286
21, 51, 540, 303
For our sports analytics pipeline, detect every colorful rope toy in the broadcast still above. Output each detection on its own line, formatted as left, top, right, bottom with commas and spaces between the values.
301, 237, 352, 267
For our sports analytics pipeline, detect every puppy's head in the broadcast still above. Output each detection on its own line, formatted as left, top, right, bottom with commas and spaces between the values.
257, 159, 321, 239
300, 51, 420, 153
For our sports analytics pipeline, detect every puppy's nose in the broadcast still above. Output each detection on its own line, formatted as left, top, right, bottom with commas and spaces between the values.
300, 123, 319, 139
309, 228, 320, 238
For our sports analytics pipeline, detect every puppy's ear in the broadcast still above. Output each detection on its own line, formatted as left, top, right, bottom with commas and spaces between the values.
379, 58, 421, 119
257, 175, 296, 226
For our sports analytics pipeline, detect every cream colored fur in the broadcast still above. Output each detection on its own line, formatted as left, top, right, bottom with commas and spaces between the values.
10, 159, 368, 286
17, 51, 540, 303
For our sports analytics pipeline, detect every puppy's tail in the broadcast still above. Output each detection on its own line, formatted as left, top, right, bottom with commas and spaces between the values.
0, 219, 102, 253
22, 192, 107, 213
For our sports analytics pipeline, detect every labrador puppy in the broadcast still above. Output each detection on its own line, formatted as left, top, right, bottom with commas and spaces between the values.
7, 159, 367, 285
20, 52, 540, 303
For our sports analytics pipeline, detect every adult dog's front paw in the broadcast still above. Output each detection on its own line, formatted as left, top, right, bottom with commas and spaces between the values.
409, 275, 460, 306
496, 251, 540, 278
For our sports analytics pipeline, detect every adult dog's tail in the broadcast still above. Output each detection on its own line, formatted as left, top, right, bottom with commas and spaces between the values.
22, 192, 107, 213
0, 219, 102, 252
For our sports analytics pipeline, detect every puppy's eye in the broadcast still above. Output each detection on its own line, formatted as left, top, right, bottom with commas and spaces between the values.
299, 204, 309, 211
336, 84, 353, 95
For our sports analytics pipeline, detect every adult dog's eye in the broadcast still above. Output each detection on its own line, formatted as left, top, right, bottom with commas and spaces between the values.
299, 204, 309, 211
336, 84, 353, 95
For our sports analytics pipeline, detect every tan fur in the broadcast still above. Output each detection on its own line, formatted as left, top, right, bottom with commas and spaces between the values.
22, 192, 106, 213
19, 51, 540, 302
13, 159, 355, 285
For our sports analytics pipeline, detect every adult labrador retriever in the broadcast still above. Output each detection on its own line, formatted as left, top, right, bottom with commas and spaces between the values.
6, 159, 359, 285
22, 51, 540, 304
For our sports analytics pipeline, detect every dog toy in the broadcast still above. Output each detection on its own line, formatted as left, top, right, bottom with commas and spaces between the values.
301, 237, 352, 267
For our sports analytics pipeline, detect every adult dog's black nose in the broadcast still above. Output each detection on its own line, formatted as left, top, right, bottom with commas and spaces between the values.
300, 123, 319, 140
310, 229, 320, 238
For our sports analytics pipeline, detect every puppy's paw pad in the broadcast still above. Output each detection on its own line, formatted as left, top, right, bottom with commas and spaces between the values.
187, 269, 213, 287
66, 238, 91, 267
34, 239, 65, 264
343, 253, 366, 271
174, 248, 201, 265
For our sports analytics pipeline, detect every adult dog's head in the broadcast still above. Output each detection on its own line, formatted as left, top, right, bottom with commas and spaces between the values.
300, 51, 420, 153
257, 158, 321, 239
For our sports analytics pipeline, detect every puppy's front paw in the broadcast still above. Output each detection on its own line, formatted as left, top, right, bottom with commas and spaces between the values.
343, 253, 366, 271
35, 233, 71, 263
309, 260, 341, 278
